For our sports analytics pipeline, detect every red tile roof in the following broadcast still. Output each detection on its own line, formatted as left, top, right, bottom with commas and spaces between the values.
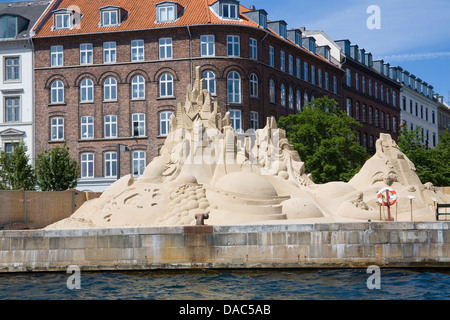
33, 0, 338, 67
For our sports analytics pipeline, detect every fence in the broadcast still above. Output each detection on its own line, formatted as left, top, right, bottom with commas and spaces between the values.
0, 190, 102, 229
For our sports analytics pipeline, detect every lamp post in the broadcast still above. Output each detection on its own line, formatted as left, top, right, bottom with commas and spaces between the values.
116, 143, 130, 181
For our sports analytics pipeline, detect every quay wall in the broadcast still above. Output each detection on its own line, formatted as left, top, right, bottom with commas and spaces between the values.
0, 222, 449, 272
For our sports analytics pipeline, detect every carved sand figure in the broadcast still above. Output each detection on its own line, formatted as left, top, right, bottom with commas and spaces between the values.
46, 67, 449, 229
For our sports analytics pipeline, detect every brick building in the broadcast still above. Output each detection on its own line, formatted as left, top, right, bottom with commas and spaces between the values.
32, 0, 344, 191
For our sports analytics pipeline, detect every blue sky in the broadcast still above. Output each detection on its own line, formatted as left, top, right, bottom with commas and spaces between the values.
239, 0, 450, 102
3, 0, 449, 101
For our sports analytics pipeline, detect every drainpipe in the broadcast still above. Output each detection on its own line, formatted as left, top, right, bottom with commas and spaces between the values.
187, 26, 193, 87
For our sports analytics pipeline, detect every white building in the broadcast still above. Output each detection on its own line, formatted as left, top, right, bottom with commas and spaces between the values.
389, 66, 440, 148
0, 1, 49, 161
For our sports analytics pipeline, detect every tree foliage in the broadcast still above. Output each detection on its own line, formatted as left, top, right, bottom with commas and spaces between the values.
277, 96, 368, 183
397, 126, 450, 186
35, 143, 80, 191
0, 140, 36, 190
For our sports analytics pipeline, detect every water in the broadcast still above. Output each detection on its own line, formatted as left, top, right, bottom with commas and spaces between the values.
0, 268, 449, 300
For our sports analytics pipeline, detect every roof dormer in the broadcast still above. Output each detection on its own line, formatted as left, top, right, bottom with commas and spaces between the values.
0, 14, 29, 39
242, 7, 267, 29
210, 0, 240, 21
52, 9, 75, 30
155, 1, 184, 23
99, 5, 127, 27
302, 36, 316, 54
287, 28, 302, 46
267, 20, 287, 39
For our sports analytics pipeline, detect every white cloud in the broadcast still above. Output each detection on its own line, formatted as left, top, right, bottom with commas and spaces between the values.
378, 52, 450, 62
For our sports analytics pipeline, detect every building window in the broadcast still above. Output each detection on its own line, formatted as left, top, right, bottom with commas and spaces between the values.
318, 69, 322, 88
159, 73, 173, 97
227, 71, 241, 104
51, 45, 63, 67
51, 80, 64, 104
222, 3, 238, 19
81, 153, 94, 178
393, 91, 397, 107
369, 79, 372, 96
269, 46, 274, 67
363, 133, 368, 150
296, 90, 301, 112
289, 87, 294, 110
380, 85, 384, 102
280, 84, 286, 107
346, 98, 352, 117
303, 62, 308, 82
101, 9, 119, 27
432, 110, 436, 124
81, 116, 94, 139
375, 109, 379, 127
132, 151, 146, 177
80, 78, 94, 102
53, 12, 72, 29
5, 97, 20, 122
402, 96, 406, 111
296, 58, 301, 78
345, 68, 351, 86
229, 109, 242, 132
333, 76, 337, 94
104, 152, 117, 178
324, 72, 329, 91
160, 111, 173, 136
355, 102, 360, 121
432, 132, 436, 147
80, 43, 93, 64
249, 38, 257, 60
157, 5, 175, 22
203, 71, 216, 95
280, 51, 285, 72
393, 116, 397, 133
227, 35, 240, 57
269, 79, 276, 103
131, 40, 144, 61
362, 76, 366, 94
159, 38, 172, 60
288, 55, 294, 75
51, 117, 64, 141
311, 65, 315, 85
201, 35, 215, 57
104, 77, 117, 101
303, 92, 309, 106
375, 82, 378, 98
132, 113, 145, 137
362, 104, 367, 123
369, 107, 373, 125
4, 57, 20, 81
386, 114, 390, 131
131, 75, 145, 100
250, 111, 259, 130
0, 16, 17, 38
103, 42, 116, 63
415, 103, 418, 117
104, 115, 117, 138
355, 73, 359, 91
249, 73, 258, 98
381, 111, 385, 129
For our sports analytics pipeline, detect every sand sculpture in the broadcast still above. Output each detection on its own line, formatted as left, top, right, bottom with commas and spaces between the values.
46, 67, 449, 229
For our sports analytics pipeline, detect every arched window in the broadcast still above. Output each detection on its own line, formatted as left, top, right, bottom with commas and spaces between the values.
303, 92, 309, 107
159, 73, 173, 97
296, 90, 301, 112
51, 80, 64, 103
249, 73, 258, 98
227, 71, 241, 104
131, 75, 145, 99
269, 79, 275, 103
289, 87, 294, 109
104, 77, 117, 101
80, 78, 93, 102
280, 84, 286, 107
203, 70, 216, 95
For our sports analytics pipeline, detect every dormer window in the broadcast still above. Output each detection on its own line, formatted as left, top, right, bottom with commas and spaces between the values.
222, 3, 238, 19
279, 23, 286, 39
53, 9, 73, 30
0, 15, 18, 38
259, 12, 267, 29
156, 2, 183, 23
100, 6, 127, 27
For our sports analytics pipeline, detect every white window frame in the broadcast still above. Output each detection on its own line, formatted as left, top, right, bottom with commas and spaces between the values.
227, 71, 241, 104
54, 13, 72, 29
158, 5, 175, 22
51, 45, 63, 67
80, 43, 93, 65
81, 153, 94, 178
222, 3, 238, 19
80, 78, 94, 102
131, 75, 145, 100
131, 40, 144, 61
160, 111, 173, 136
159, 73, 174, 97
103, 42, 116, 63
159, 38, 173, 60
104, 115, 117, 138
51, 117, 64, 141
101, 9, 119, 27
104, 77, 117, 101
250, 111, 259, 130
132, 150, 146, 178
4, 56, 20, 82
229, 109, 242, 132
249, 38, 257, 60
203, 71, 216, 95
249, 73, 258, 98
227, 35, 240, 57
132, 113, 146, 137
51, 80, 64, 104
81, 116, 94, 139
104, 151, 117, 178
4, 96, 20, 123
200, 35, 215, 57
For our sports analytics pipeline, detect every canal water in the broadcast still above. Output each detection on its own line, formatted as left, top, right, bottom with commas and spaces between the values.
0, 268, 449, 300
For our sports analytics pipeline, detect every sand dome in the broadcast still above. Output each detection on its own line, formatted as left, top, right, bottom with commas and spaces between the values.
216, 172, 278, 198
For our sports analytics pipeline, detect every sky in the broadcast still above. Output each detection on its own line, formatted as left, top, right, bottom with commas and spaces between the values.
2, 0, 449, 102
239, 0, 450, 102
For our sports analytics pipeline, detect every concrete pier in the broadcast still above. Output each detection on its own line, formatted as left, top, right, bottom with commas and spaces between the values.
0, 222, 449, 272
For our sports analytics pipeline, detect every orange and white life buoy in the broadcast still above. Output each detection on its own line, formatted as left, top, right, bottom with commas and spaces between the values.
377, 187, 397, 206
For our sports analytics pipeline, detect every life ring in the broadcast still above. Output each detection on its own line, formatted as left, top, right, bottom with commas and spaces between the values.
377, 187, 397, 206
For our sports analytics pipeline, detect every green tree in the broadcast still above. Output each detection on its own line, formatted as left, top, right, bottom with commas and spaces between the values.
0, 140, 36, 190
277, 96, 368, 183
398, 126, 450, 186
35, 143, 80, 191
